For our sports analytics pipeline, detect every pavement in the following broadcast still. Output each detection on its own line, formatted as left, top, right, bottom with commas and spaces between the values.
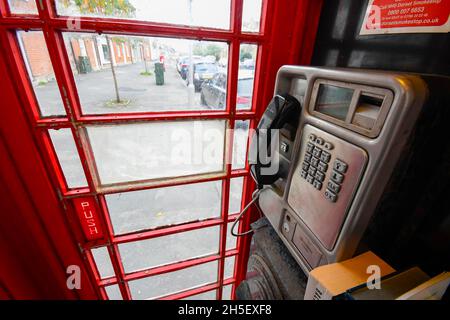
34, 61, 203, 116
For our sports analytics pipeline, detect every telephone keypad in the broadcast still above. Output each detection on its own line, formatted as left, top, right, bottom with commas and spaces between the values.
313, 180, 322, 190
315, 171, 325, 182
327, 180, 341, 193
312, 147, 322, 158
315, 137, 324, 145
304, 153, 312, 163
310, 156, 320, 167
301, 135, 333, 191
317, 161, 328, 172
324, 159, 349, 202
301, 134, 353, 201
331, 171, 344, 184
302, 162, 309, 171
324, 142, 334, 150
324, 189, 338, 202
320, 151, 331, 163
333, 159, 348, 173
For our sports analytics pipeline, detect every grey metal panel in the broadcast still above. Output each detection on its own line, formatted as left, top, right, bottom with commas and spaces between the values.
288, 125, 368, 250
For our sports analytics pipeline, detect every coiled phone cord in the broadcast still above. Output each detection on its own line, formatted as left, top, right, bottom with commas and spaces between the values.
230, 188, 263, 237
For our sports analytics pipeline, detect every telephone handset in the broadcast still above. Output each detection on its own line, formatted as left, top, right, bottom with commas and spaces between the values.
249, 94, 302, 188
231, 93, 302, 236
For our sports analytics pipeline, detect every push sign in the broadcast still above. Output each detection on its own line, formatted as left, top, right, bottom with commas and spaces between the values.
73, 197, 104, 241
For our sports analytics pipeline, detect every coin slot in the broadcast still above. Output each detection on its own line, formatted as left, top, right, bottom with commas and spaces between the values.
352, 93, 384, 130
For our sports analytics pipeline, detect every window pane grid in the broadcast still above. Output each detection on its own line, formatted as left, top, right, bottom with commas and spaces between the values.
4, 0, 265, 301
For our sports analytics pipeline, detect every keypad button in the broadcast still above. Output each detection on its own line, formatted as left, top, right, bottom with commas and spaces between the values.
300, 170, 308, 179
306, 142, 314, 153
309, 134, 316, 141
311, 156, 320, 167
331, 170, 344, 183
317, 161, 328, 172
302, 162, 309, 171
320, 151, 331, 163
304, 152, 312, 163
327, 180, 341, 193
312, 147, 322, 158
306, 174, 315, 184
333, 159, 348, 173
308, 166, 316, 176
315, 137, 324, 145
324, 142, 334, 150
325, 189, 338, 202
315, 171, 325, 182
313, 180, 322, 190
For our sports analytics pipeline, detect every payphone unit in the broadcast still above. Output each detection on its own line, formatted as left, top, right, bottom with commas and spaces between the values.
253, 66, 449, 275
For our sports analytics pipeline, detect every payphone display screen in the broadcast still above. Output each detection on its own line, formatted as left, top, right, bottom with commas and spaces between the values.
316, 84, 354, 121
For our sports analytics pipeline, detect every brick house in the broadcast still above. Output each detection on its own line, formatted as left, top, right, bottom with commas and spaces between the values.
12, 0, 152, 82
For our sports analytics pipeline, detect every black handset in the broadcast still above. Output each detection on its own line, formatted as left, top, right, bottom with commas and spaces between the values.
231, 93, 301, 237
249, 93, 302, 188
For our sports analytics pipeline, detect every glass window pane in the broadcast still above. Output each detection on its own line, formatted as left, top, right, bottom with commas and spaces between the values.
182, 290, 216, 300
17, 31, 66, 117
63, 33, 228, 114
105, 285, 122, 300
222, 284, 233, 300
106, 181, 222, 235
242, 0, 263, 33
119, 226, 220, 273
8, 0, 38, 14
85, 120, 226, 186
56, 0, 231, 29
49, 129, 88, 188
128, 260, 218, 300
226, 222, 238, 250
224, 256, 235, 279
91, 247, 115, 279
229, 177, 244, 214
237, 44, 257, 110
232, 121, 250, 169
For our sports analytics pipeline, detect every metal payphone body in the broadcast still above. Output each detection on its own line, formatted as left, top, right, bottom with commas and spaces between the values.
258, 66, 431, 274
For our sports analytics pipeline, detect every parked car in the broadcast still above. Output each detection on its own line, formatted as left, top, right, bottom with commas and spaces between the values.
177, 55, 202, 80
200, 72, 254, 110
190, 62, 219, 92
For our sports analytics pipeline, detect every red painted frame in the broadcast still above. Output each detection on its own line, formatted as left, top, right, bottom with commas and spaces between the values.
0, 0, 322, 300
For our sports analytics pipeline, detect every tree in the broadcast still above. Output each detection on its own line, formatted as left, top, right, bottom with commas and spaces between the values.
61, 0, 136, 103
61, 0, 136, 17
240, 50, 252, 62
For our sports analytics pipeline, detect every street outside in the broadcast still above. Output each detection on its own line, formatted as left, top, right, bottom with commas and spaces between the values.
40, 60, 247, 300
35, 61, 205, 116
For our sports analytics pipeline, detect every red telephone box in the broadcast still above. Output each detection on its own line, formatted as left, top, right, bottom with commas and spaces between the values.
0, 0, 322, 300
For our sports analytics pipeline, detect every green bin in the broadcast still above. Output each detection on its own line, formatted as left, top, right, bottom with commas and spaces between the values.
154, 62, 165, 85
78, 56, 92, 74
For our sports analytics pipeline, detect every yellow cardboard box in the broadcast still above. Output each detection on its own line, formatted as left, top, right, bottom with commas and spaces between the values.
304, 251, 395, 300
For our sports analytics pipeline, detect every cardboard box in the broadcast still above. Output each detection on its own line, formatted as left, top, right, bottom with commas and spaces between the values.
304, 251, 395, 300
345, 267, 430, 300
